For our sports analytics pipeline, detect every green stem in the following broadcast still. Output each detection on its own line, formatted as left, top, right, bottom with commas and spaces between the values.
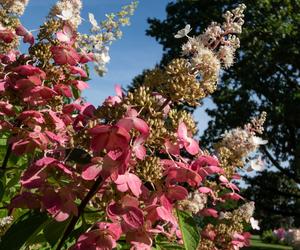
1, 143, 12, 170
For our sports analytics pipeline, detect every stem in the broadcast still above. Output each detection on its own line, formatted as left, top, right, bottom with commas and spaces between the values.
55, 175, 105, 250
1, 143, 12, 170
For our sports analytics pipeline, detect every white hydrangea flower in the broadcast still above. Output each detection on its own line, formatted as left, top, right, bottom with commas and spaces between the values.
251, 136, 268, 146
57, 9, 73, 20
248, 156, 265, 172
250, 217, 260, 230
175, 24, 192, 38
88, 13, 100, 32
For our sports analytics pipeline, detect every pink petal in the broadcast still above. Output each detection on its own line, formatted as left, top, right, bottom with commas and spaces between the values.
166, 186, 188, 201
199, 187, 212, 194
72, 80, 89, 91
69, 66, 87, 78
122, 207, 144, 230
127, 173, 142, 197
115, 84, 123, 97
184, 138, 199, 155
82, 164, 102, 180
156, 206, 176, 225
200, 208, 218, 218
164, 140, 180, 155
219, 175, 229, 183
177, 122, 188, 140
51, 45, 80, 65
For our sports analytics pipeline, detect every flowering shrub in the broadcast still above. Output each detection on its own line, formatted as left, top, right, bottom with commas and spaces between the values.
0, 1, 267, 249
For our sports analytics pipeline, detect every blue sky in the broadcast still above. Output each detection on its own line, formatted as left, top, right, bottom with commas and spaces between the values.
20, 0, 213, 136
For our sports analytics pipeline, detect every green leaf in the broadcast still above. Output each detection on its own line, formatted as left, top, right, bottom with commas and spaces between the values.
176, 209, 200, 250
0, 211, 49, 250
71, 85, 81, 99
44, 218, 70, 247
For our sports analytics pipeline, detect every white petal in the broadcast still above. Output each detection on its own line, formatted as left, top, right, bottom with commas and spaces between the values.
252, 136, 268, 145
250, 217, 260, 230
174, 24, 192, 38
57, 9, 73, 20
88, 13, 98, 27
250, 158, 264, 171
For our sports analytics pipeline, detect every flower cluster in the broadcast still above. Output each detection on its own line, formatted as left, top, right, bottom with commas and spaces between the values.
0, 2, 266, 250
79, 1, 138, 75
0, 0, 29, 16
49, 0, 83, 28
179, 4, 246, 69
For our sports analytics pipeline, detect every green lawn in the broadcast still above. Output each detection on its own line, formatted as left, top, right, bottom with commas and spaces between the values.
243, 235, 292, 250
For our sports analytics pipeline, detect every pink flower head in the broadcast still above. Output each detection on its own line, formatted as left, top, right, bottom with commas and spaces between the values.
72, 223, 122, 250
81, 103, 96, 118
54, 84, 73, 97
11, 130, 51, 155
79, 50, 94, 64
107, 198, 144, 232
62, 101, 82, 114
165, 186, 188, 202
82, 158, 103, 181
146, 205, 177, 226
165, 166, 202, 187
18, 110, 45, 127
89, 125, 130, 153
192, 155, 219, 169
0, 50, 19, 64
164, 139, 180, 155
44, 131, 66, 145
47, 110, 65, 130
198, 187, 213, 194
126, 230, 152, 250
0, 25, 15, 43
177, 122, 199, 155
221, 192, 244, 201
21, 157, 72, 188
15, 25, 34, 45
232, 232, 251, 249
14, 65, 46, 78
132, 136, 147, 160
201, 227, 217, 241
51, 45, 80, 65
15, 77, 41, 90
0, 101, 15, 116
117, 109, 149, 136
42, 188, 77, 221
23, 86, 56, 105
69, 66, 88, 78
199, 208, 218, 218
103, 147, 131, 177
202, 166, 224, 178
104, 84, 124, 106
114, 172, 142, 197
71, 80, 89, 91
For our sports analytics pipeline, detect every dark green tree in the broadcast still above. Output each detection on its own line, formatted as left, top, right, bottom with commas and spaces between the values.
138, 0, 300, 227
